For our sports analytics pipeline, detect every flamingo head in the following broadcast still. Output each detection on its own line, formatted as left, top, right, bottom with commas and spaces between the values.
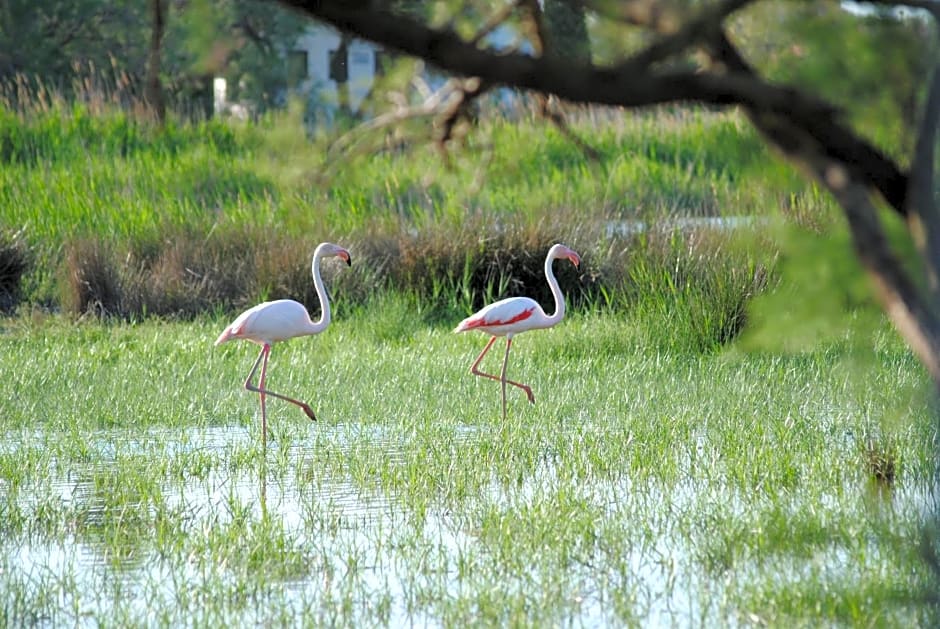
550, 244, 580, 268
317, 242, 352, 266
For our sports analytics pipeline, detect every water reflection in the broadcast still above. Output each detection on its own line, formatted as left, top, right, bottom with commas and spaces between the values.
5, 423, 422, 624
260, 454, 268, 518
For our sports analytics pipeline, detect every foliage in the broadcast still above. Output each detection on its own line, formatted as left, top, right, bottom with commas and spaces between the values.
732, 2, 934, 157
543, 0, 591, 62
0, 0, 148, 81
0, 0, 305, 115
744, 221, 881, 354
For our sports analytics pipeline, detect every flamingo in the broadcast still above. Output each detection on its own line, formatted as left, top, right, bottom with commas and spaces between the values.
215, 242, 351, 446
454, 243, 581, 419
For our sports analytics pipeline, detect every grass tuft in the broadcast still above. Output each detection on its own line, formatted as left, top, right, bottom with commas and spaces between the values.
0, 229, 28, 312
62, 237, 122, 317
865, 439, 898, 488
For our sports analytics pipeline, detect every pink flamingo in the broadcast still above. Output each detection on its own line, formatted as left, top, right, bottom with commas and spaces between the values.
454, 243, 581, 419
215, 242, 351, 446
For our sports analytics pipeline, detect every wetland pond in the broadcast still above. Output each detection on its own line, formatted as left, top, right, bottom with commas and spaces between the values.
2, 418, 934, 626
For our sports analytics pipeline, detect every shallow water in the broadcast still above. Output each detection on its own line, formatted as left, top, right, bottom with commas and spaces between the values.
3, 423, 677, 625
3, 420, 932, 626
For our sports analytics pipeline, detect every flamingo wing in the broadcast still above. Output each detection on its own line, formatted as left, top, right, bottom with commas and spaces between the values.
215, 300, 313, 345
455, 297, 544, 335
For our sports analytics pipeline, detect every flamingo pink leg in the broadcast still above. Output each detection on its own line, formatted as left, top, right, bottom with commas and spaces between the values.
243, 344, 318, 442
469, 336, 536, 419
259, 346, 269, 448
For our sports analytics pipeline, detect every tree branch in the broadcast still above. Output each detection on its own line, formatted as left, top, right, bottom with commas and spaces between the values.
326, 76, 465, 160
273, 1, 769, 107
272, 1, 824, 114
817, 158, 940, 386
906, 49, 940, 293
434, 76, 490, 156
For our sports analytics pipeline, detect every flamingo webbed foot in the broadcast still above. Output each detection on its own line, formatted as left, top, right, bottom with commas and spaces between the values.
300, 403, 317, 422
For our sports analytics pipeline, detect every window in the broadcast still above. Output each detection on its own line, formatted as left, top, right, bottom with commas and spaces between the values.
287, 50, 308, 88
329, 46, 348, 83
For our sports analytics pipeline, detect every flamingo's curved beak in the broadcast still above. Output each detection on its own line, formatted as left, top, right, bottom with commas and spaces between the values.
339, 250, 352, 266
568, 251, 581, 268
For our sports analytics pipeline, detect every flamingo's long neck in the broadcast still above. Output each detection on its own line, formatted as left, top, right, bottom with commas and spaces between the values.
543, 253, 565, 327
309, 251, 331, 333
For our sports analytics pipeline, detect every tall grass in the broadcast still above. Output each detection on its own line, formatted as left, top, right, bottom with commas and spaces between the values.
0, 98, 811, 346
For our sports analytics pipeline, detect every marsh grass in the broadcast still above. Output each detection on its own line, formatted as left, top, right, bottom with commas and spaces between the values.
42, 204, 772, 359
0, 309, 935, 626
2, 99, 802, 329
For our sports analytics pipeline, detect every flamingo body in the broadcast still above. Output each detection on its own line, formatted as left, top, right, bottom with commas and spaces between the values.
455, 297, 544, 337
215, 242, 350, 445
455, 244, 580, 418
215, 299, 321, 346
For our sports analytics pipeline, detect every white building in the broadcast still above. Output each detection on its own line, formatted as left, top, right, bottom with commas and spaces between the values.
288, 24, 379, 114
213, 23, 525, 123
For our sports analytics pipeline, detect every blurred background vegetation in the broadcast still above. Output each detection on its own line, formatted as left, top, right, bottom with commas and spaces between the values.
0, 0, 934, 358
0, 1, 931, 136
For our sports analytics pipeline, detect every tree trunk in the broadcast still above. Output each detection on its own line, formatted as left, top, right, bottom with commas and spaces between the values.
145, 0, 167, 125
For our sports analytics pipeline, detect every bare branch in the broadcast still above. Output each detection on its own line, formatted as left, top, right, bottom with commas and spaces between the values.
325, 78, 466, 162
536, 95, 603, 161
831, 172, 940, 386
434, 77, 490, 158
